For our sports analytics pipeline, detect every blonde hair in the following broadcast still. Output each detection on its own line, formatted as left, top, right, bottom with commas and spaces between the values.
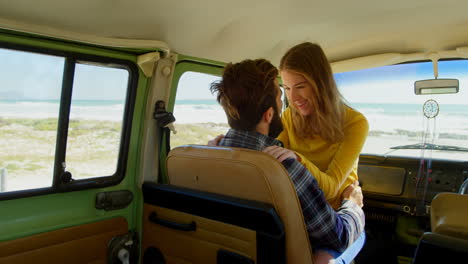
280, 42, 345, 143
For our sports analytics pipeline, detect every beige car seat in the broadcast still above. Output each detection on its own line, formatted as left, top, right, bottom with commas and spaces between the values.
142, 145, 314, 264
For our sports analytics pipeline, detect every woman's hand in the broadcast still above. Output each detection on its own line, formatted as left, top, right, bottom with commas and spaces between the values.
207, 134, 224, 146
342, 181, 363, 208
263, 146, 298, 162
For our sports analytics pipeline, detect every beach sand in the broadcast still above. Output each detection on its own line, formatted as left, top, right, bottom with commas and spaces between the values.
0, 118, 121, 192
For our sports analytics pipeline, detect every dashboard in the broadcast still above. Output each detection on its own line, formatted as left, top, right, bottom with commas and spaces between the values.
358, 155, 468, 216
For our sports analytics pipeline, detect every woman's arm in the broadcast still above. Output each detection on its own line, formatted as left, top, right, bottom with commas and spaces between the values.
295, 115, 369, 200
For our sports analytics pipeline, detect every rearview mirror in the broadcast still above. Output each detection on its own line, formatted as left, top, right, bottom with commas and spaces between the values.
414, 79, 459, 95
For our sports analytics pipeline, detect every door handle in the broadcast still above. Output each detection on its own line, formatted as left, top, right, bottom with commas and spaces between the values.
149, 212, 196, 231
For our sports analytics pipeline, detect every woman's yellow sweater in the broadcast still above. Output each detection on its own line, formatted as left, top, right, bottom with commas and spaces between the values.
277, 106, 369, 209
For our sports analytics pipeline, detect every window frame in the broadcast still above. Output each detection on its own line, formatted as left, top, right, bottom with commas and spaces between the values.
0, 39, 139, 201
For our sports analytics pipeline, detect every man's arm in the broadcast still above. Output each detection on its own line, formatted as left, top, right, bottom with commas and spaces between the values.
282, 158, 364, 252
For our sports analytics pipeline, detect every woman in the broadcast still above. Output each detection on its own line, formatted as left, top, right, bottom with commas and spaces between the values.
264, 42, 368, 263
263, 42, 369, 209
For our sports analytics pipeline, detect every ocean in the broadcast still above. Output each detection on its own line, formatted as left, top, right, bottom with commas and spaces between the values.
1, 99, 468, 137
0, 99, 125, 121
175, 100, 468, 138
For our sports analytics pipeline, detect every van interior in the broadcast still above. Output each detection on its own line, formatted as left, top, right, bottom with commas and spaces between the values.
1, 1, 468, 263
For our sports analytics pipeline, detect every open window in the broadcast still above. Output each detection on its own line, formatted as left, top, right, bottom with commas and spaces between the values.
0, 45, 137, 199
170, 62, 225, 148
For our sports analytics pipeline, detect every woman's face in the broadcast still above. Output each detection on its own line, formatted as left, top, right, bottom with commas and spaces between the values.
280, 70, 315, 116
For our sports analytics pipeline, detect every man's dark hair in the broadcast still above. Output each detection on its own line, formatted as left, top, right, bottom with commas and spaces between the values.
210, 59, 279, 131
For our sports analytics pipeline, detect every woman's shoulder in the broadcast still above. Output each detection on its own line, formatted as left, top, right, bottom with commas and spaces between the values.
344, 105, 369, 129
281, 107, 293, 122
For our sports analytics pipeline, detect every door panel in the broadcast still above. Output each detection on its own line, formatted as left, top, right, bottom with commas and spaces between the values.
141, 183, 288, 264
143, 204, 257, 264
0, 217, 128, 264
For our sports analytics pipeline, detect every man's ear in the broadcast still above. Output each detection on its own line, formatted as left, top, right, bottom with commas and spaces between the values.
263, 106, 274, 123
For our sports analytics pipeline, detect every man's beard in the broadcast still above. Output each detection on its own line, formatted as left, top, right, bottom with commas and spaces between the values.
268, 112, 284, 138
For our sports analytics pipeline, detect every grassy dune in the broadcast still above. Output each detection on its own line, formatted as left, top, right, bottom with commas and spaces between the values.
0, 118, 121, 191
2, 117, 467, 192
0, 118, 229, 192
170, 123, 229, 148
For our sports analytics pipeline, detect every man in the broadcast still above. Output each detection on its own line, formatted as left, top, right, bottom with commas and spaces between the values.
209, 59, 365, 263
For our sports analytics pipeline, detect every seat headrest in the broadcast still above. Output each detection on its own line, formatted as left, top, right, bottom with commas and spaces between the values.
167, 145, 290, 203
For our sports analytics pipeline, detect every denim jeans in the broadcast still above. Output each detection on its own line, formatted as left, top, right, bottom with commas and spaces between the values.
315, 232, 366, 264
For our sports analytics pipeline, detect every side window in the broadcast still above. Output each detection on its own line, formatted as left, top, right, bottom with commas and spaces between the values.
171, 71, 228, 147
0, 47, 135, 195
67, 63, 128, 180
0, 49, 63, 192
336, 60, 468, 161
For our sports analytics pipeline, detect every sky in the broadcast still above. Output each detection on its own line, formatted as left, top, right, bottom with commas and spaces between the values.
176, 71, 220, 100
176, 61, 468, 105
1, 47, 468, 105
0, 48, 128, 101
336, 61, 468, 105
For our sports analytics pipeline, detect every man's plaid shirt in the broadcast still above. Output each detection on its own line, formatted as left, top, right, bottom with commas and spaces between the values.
219, 129, 365, 252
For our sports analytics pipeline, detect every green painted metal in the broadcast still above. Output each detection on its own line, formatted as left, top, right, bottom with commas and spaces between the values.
0, 28, 167, 55
127, 71, 150, 237
176, 54, 225, 69
0, 187, 130, 241
0, 31, 138, 61
0, 31, 152, 242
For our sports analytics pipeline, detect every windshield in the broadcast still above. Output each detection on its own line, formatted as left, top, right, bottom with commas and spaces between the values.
336, 60, 468, 161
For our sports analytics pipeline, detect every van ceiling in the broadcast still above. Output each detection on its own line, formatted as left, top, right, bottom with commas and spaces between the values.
1, 0, 468, 66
